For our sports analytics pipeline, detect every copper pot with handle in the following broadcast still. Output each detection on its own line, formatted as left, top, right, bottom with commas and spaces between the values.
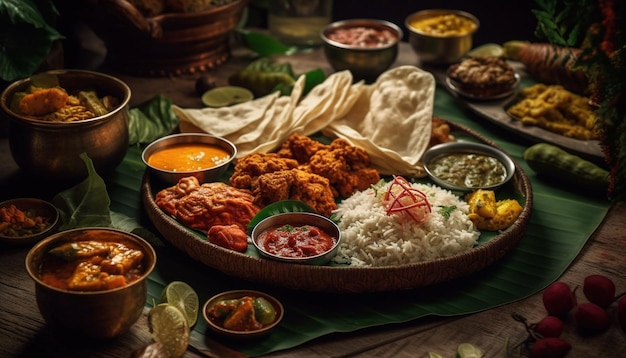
86, 0, 248, 76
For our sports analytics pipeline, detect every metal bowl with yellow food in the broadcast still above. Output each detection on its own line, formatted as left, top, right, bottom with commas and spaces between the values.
142, 133, 237, 185
405, 9, 479, 65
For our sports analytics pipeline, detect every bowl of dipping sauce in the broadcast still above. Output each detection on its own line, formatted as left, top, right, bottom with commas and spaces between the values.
203, 289, 284, 340
321, 18, 403, 81
25, 227, 156, 339
405, 9, 479, 65
251, 212, 341, 266
0, 198, 60, 245
422, 142, 515, 191
142, 133, 237, 185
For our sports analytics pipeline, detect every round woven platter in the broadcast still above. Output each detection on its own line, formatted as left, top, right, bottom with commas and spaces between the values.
141, 121, 533, 293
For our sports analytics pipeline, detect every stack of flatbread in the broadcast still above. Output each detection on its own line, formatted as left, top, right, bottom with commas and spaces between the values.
173, 65, 435, 176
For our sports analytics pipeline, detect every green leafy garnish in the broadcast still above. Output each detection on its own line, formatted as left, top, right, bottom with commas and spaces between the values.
438, 205, 457, 220
247, 200, 315, 233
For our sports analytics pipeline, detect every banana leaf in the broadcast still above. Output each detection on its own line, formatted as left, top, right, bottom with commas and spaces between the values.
101, 85, 611, 357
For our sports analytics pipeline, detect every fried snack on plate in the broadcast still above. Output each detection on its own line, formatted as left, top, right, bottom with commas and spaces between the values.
155, 176, 260, 231
173, 66, 435, 177
506, 84, 597, 140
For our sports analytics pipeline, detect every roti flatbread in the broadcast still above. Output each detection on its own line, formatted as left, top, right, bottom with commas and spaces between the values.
174, 65, 435, 177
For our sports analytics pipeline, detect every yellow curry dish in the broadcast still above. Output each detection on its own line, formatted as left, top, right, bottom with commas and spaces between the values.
408, 13, 478, 37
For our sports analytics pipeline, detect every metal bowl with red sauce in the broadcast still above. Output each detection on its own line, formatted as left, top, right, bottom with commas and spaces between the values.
251, 212, 341, 265
320, 18, 403, 81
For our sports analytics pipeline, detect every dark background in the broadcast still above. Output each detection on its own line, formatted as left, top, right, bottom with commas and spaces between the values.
331, 0, 540, 45
55, 0, 540, 69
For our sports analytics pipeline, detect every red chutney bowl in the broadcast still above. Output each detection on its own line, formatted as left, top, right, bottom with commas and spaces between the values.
251, 212, 341, 266
320, 18, 403, 81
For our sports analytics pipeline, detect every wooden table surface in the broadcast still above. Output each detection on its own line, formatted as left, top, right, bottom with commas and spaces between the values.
1, 40, 625, 358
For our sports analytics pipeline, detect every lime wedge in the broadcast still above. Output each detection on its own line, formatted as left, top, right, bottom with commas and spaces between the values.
456, 343, 484, 358
201, 86, 254, 107
148, 303, 190, 358
160, 281, 199, 327
468, 43, 504, 58
429, 352, 444, 358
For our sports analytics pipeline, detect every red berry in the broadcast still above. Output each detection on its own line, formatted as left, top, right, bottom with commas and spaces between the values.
618, 295, 626, 330
583, 274, 616, 308
531, 337, 571, 358
542, 281, 577, 317
575, 302, 611, 333
534, 316, 564, 338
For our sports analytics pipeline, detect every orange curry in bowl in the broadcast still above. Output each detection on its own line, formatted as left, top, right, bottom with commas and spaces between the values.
39, 240, 147, 291
146, 143, 231, 172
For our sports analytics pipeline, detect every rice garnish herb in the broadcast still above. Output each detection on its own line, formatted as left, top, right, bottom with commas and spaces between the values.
332, 179, 480, 267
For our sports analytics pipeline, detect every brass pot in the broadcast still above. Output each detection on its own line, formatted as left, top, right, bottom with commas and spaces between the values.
86, 0, 249, 76
0, 70, 131, 182
25, 228, 157, 339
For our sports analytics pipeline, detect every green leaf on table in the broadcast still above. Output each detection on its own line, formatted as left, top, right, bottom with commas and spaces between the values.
128, 95, 178, 145
237, 29, 297, 56
0, 0, 64, 82
52, 153, 112, 230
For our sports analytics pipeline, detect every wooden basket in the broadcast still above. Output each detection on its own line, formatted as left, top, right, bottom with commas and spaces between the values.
86, 0, 248, 76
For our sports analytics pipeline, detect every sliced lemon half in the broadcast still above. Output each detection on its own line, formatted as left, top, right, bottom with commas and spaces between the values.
201, 86, 254, 107
148, 303, 190, 358
160, 281, 199, 327
468, 43, 504, 58
456, 343, 484, 358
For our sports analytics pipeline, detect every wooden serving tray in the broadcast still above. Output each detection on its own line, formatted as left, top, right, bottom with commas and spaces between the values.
141, 121, 533, 293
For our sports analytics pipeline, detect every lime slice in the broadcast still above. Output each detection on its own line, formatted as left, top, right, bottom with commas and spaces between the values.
456, 343, 484, 358
148, 303, 190, 358
160, 281, 199, 327
429, 352, 443, 358
468, 43, 504, 58
201, 86, 254, 107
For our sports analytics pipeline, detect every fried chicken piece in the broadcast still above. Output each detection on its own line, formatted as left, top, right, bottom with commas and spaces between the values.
154, 176, 202, 216
230, 153, 299, 189
155, 176, 260, 231
429, 116, 454, 147
276, 133, 327, 164
252, 169, 337, 217
307, 139, 380, 198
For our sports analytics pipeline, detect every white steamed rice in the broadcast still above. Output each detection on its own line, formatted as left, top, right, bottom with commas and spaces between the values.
332, 181, 480, 267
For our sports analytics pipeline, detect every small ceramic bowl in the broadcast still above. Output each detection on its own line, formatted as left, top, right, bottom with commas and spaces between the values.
250, 212, 341, 265
405, 9, 479, 65
422, 141, 515, 191
142, 133, 237, 185
0, 198, 60, 245
202, 289, 284, 340
321, 18, 403, 81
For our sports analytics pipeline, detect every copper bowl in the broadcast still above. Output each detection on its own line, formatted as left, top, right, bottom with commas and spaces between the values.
25, 228, 157, 339
0, 69, 131, 182
0, 198, 60, 245
86, 0, 249, 76
202, 289, 284, 340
